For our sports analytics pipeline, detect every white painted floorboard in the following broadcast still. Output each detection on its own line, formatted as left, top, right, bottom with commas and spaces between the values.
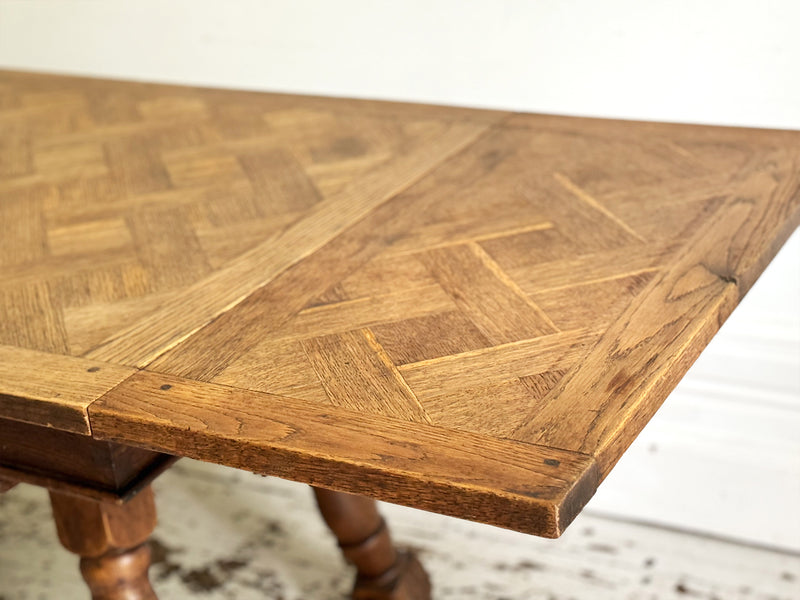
1, 460, 798, 600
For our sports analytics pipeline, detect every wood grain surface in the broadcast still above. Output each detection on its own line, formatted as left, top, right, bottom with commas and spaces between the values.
87, 371, 598, 537
0, 345, 134, 433
1, 70, 799, 537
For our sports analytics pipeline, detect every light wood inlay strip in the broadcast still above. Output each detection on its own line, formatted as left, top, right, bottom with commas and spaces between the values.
399, 329, 598, 401
385, 221, 555, 257
553, 172, 646, 242
506, 242, 675, 294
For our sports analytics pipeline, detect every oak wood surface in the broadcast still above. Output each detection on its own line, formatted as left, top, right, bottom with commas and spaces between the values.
1, 69, 799, 537
87, 370, 598, 537
0, 344, 134, 433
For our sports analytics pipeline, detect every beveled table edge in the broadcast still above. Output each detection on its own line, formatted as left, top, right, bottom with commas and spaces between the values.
87, 370, 600, 538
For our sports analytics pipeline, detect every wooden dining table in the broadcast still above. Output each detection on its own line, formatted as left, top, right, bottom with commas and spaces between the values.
1, 69, 798, 600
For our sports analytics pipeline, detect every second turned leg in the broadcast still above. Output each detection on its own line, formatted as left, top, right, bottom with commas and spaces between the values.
313, 487, 431, 600
49, 486, 158, 600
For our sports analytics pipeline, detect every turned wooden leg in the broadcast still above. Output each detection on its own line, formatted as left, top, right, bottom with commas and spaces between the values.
313, 487, 431, 600
49, 486, 158, 600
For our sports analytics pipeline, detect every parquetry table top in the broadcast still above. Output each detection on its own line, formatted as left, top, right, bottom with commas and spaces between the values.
1, 70, 798, 537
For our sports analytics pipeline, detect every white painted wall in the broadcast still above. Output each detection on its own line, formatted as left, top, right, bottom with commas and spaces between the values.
1, 0, 798, 550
